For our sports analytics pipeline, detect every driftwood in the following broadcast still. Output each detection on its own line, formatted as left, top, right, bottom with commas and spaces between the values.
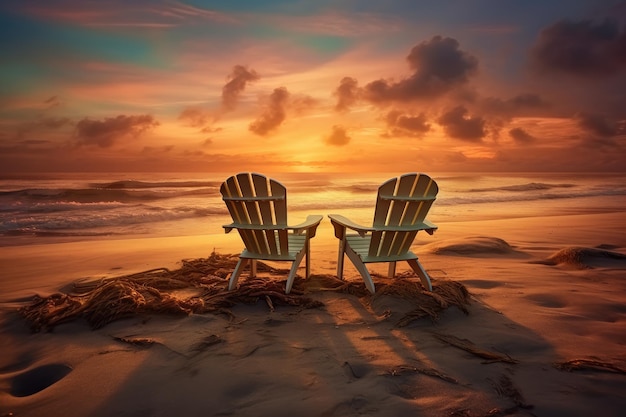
18, 252, 471, 331
432, 332, 518, 364
554, 359, 626, 374
387, 364, 460, 384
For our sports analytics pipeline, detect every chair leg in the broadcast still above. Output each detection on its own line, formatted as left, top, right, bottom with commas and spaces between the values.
336, 238, 346, 280
406, 258, 432, 291
228, 258, 249, 290
250, 259, 257, 277
305, 239, 311, 278
344, 246, 376, 294
285, 249, 307, 294
387, 261, 396, 278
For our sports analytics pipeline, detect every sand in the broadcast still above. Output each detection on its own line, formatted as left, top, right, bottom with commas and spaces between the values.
1, 211, 626, 417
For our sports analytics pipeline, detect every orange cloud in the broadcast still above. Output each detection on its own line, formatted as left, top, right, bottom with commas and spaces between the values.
324, 125, 351, 146
221, 65, 260, 111
249, 87, 289, 136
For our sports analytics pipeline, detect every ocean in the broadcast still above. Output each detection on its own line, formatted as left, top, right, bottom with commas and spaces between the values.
1, 172, 625, 247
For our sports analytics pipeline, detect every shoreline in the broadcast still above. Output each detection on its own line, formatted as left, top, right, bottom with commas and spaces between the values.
2, 210, 626, 301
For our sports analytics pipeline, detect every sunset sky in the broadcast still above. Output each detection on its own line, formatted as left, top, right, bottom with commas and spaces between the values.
1, 0, 625, 173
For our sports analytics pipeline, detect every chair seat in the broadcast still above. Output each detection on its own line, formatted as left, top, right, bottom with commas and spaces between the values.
241, 235, 307, 261
346, 235, 418, 263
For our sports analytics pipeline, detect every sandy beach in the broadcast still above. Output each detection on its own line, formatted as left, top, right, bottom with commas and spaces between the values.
1, 211, 626, 417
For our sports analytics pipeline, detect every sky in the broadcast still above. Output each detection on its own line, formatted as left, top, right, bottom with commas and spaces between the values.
1, 0, 625, 174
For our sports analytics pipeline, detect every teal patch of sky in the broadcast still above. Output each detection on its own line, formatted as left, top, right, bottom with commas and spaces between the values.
0, 63, 53, 97
185, 0, 339, 14
249, 22, 351, 54
0, 12, 165, 70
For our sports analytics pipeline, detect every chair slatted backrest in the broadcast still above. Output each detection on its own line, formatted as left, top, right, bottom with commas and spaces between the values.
220, 173, 289, 256
370, 173, 438, 257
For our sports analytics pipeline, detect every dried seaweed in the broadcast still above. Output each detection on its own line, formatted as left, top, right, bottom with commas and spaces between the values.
373, 279, 471, 326
18, 252, 471, 332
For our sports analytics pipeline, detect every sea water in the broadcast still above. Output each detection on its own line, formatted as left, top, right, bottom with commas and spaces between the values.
1, 172, 625, 246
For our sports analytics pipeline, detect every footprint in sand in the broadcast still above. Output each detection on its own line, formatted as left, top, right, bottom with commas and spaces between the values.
9, 363, 72, 397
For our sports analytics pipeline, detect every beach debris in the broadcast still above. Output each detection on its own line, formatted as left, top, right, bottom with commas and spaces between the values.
18, 251, 471, 331
112, 336, 157, 348
343, 361, 362, 381
342, 361, 371, 381
554, 358, 626, 374
387, 364, 460, 384
432, 333, 518, 364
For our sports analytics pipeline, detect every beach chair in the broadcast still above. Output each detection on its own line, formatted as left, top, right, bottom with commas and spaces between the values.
220, 173, 323, 294
328, 173, 438, 293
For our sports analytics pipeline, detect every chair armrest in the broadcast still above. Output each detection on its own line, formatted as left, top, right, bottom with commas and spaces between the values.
420, 219, 438, 235
289, 215, 323, 237
375, 220, 438, 235
328, 214, 373, 238
222, 223, 288, 233
223, 215, 323, 235
328, 214, 438, 238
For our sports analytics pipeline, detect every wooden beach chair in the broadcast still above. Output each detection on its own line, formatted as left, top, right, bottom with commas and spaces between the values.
220, 173, 323, 294
328, 173, 438, 293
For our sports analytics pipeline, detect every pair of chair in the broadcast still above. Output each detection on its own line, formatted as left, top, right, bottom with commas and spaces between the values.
220, 172, 438, 294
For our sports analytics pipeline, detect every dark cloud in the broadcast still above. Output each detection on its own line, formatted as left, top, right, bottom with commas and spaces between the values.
384, 110, 431, 137
575, 112, 618, 137
437, 106, 486, 141
75, 114, 159, 147
363, 36, 478, 103
333, 77, 359, 112
222, 65, 260, 111
509, 127, 537, 144
531, 19, 626, 77
481, 93, 550, 117
249, 87, 289, 136
324, 125, 351, 146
